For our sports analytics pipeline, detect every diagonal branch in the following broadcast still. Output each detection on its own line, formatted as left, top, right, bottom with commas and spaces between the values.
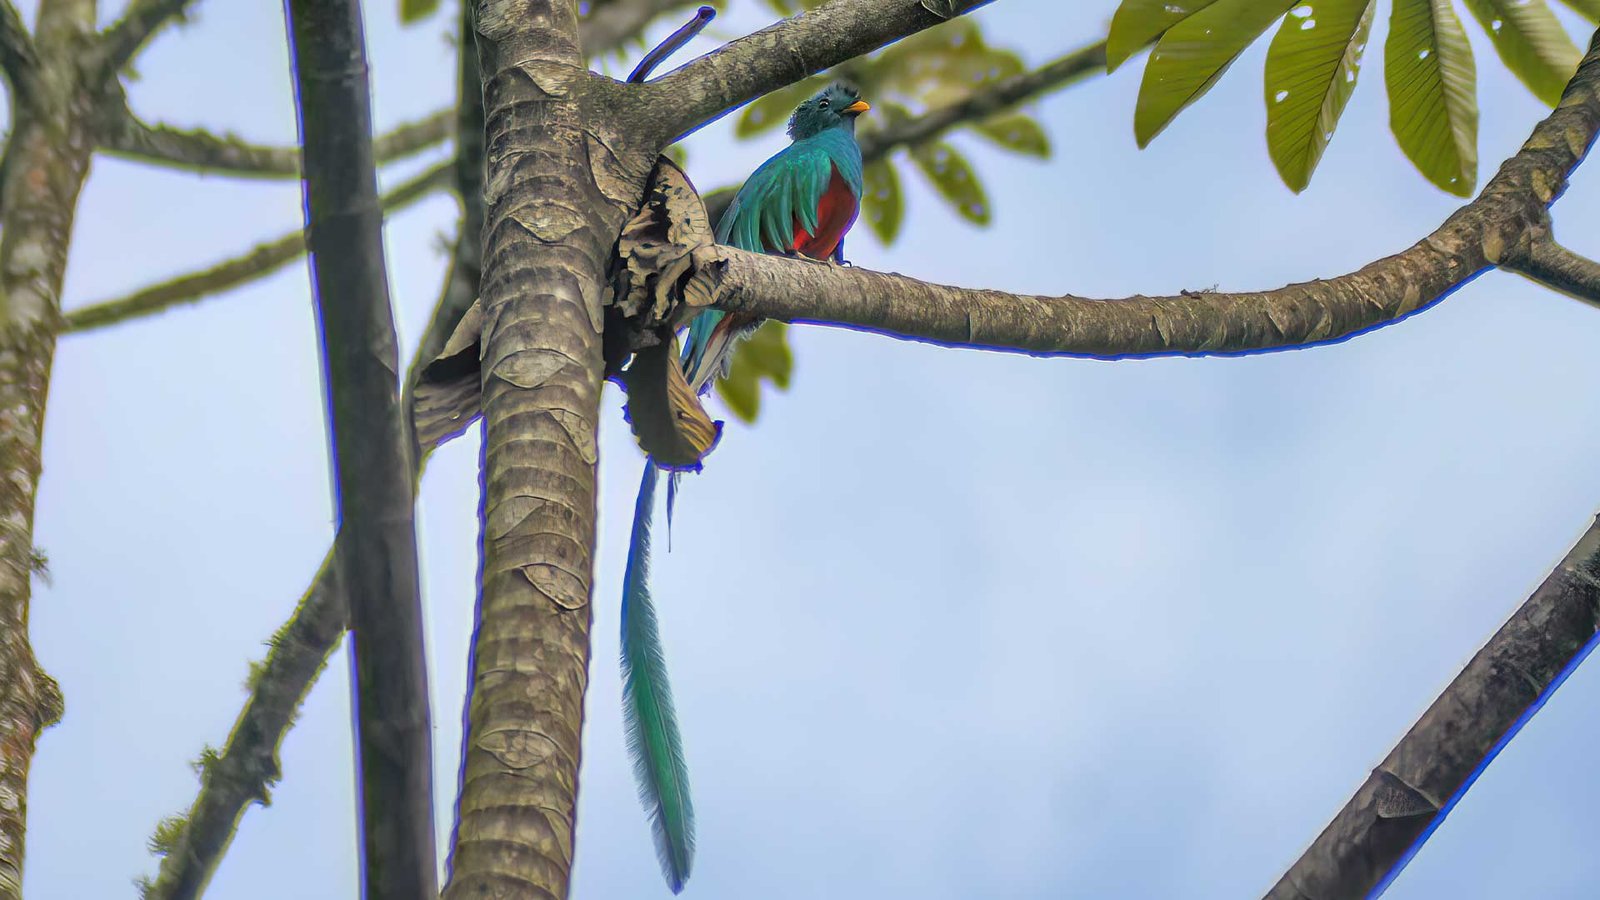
61, 161, 450, 333
704, 37, 1110, 224
695, 31, 1600, 359
0, 2, 35, 102
856, 39, 1106, 160
97, 0, 196, 77
641, 0, 997, 143
283, 0, 436, 896
96, 102, 453, 178
1265, 509, 1600, 899
1501, 234, 1600, 310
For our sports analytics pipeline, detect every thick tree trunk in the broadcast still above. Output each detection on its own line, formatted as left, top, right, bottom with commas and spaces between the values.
0, 4, 98, 895
445, 2, 644, 894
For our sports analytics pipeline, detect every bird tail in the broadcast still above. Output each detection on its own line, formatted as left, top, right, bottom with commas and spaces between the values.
621, 463, 695, 892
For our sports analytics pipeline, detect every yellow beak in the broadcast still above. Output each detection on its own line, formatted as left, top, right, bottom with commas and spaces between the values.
842, 99, 871, 116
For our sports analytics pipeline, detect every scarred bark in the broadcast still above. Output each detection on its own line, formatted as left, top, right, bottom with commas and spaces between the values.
0, 4, 99, 896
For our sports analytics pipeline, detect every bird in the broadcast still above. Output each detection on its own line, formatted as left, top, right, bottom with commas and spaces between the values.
620, 82, 870, 894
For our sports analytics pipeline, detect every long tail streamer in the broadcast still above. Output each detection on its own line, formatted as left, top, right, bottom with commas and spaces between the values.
621, 463, 695, 892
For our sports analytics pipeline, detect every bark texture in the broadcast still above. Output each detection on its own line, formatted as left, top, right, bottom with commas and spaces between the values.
284, 0, 437, 896
695, 34, 1600, 358
443, 2, 640, 894
0, 4, 97, 896
1266, 513, 1600, 899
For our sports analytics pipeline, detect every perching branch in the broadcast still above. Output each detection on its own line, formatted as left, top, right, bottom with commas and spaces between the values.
689, 31, 1600, 358
96, 0, 196, 77
642, 0, 996, 143
1501, 234, 1600, 310
1265, 509, 1600, 899
96, 101, 453, 179
0, 2, 35, 101
62, 161, 450, 333
283, 0, 436, 897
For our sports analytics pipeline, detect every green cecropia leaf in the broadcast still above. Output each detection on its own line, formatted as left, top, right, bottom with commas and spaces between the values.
399, 0, 440, 23
716, 321, 793, 423
1558, 0, 1600, 21
911, 141, 991, 225
1134, 0, 1299, 148
1387, 0, 1478, 196
974, 113, 1051, 157
1461, 0, 1581, 105
1264, 0, 1376, 192
861, 159, 905, 243
1107, 0, 1224, 71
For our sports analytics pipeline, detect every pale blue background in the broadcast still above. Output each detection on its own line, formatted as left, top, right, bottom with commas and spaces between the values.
15, 1, 1600, 897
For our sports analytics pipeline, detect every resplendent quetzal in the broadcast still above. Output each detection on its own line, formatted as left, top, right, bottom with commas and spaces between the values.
620, 82, 870, 893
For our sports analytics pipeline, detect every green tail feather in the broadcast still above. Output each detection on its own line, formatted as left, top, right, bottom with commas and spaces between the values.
621, 463, 695, 892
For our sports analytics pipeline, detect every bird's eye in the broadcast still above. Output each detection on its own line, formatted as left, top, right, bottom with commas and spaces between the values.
819, 99, 830, 109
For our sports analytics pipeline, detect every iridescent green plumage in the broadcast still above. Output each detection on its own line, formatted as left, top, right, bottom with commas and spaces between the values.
621, 83, 868, 894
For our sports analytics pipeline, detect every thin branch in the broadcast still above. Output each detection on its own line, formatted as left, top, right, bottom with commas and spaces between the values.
96, 101, 453, 179
582, 0, 704, 57
642, 0, 997, 143
695, 32, 1600, 358
406, 0, 487, 455
1501, 235, 1600, 310
97, 0, 196, 76
62, 161, 450, 333
283, 0, 436, 897
856, 39, 1106, 159
704, 38, 1110, 224
1265, 510, 1600, 898
142, 555, 346, 900
0, 2, 35, 102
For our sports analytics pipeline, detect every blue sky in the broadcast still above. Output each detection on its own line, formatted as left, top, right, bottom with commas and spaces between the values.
16, 1, 1600, 897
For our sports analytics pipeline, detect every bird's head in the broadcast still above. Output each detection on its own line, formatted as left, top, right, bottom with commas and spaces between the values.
786, 83, 870, 140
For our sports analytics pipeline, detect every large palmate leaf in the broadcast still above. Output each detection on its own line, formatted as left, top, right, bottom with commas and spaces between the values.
1106, 0, 1224, 70
1462, 0, 1581, 105
1387, 0, 1479, 196
1264, 0, 1377, 192
717, 322, 793, 423
1135, 0, 1299, 147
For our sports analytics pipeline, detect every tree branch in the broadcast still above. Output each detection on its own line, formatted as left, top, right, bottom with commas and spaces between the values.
0, 2, 35, 102
856, 39, 1105, 160
1266, 509, 1600, 899
97, 0, 196, 76
142, 555, 346, 900
703, 37, 1110, 225
641, 0, 997, 143
283, 0, 436, 896
691, 32, 1600, 358
1500, 234, 1600, 310
62, 161, 450, 334
407, 0, 486, 454
96, 101, 453, 178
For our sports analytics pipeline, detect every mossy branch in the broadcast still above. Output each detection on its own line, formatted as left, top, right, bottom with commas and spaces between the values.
63, 162, 450, 334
